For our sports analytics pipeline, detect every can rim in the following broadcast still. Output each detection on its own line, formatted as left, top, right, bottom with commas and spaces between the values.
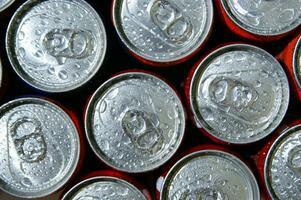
221, 0, 301, 37
62, 176, 147, 200
5, 0, 107, 93
0, 97, 81, 198
0, 58, 3, 88
0, 0, 15, 12
264, 124, 301, 199
112, 0, 214, 63
293, 36, 301, 90
85, 71, 186, 173
189, 43, 290, 144
160, 149, 260, 199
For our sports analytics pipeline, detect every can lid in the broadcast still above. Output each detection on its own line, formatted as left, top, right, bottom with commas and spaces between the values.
85, 72, 186, 173
0, 97, 80, 198
190, 44, 289, 144
63, 176, 147, 200
221, 0, 301, 36
0, 0, 15, 12
161, 150, 260, 199
113, 0, 213, 63
6, 0, 107, 93
265, 124, 301, 200
293, 36, 301, 89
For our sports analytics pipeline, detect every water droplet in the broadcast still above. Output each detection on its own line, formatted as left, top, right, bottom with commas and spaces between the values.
19, 48, 26, 58
35, 50, 43, 58
18, 31, 25, 40
58, 70, 68, 80
99, 101, 107, 113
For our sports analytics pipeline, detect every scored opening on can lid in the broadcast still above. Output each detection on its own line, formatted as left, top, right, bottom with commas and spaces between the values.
0, 0, 15, 12
160, 149, 260, 200
0, 97, 80, 198
6, 0, 107, 93
293, 35, 301, 90
221, 0, 301, 36
190, 44, 290, 144
62, 176, 147, 200
85, 72, 186, 173
112, 0, 213, 63
265, 124, 301, 200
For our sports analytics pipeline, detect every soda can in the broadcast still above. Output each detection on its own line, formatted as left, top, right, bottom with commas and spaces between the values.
255, 120, 301, 200
112, 0, 214, 66
6, 0, 107, 93
0, 97, 81, 198
0, 0, 15, 12
216, 0, 301, 42
85, 71, 186, 173
185, 44, 290, 145
62, 170, 152, 200
278, 33, 301, 102
156, 145, 260, 200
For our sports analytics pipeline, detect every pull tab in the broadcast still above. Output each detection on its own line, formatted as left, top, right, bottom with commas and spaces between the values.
43, 29, 94, 64
150, 0, 192, 45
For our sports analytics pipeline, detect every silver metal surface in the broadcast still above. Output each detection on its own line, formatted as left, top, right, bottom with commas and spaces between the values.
0, 98, 80, 198
190, 44, 289, 144
6, 0, 107, 93
0, 58, 2, 89
265, 124, 301, 200
113, 0, 213, 63
160, 150, 260, 200
221, 0, 301, 36
0, 0, 14, 12
85, 72, 185, 173
293, 35, 301, 89
62, 176, 147, 200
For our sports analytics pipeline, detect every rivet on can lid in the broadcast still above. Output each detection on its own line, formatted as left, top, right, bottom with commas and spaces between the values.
265, 124, 301, 200
161, 150, 260, 199
113, 0, 213, 63
0, 97, 80, 198
190, 44, 290, 144
62, 176, 147, 200
221, 0, 301, 36
0, 0, 15, 12
293, 36, 301, 89
85, 72, 186, 173
6, 0, 107, 93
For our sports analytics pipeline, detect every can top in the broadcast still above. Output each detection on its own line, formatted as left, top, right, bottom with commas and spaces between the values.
293, 35, 301, 89
0, 0, 15, 12
221, 0, 301, 36
160, 150, 260, 199
190, 44, 289, 144
85, 72, 186, 173
6, 0, 107, 93
113, 0, 213, 63
62, 176, 147, 200
0, 97, 80, 198
265, 124, 301, 200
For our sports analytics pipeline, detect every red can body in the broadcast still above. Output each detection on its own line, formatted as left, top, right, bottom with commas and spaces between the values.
277, 33, 301, 102
254, 119, 301, 200
215, 0, 299, 42
155, 144, 256, 199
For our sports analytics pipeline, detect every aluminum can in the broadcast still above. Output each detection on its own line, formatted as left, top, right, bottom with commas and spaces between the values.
278, 33, 301, 102
0, 0, 15, 12
256, 120, 301, 200
85, 71, 186, 173
62, 170, 152, 200
185, 44, 290, 145
156, 145, 260, 200
216, 0, 301, 42
6, 0, 107, 93
0, 97, 81, 198
112, 0, 214, 66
